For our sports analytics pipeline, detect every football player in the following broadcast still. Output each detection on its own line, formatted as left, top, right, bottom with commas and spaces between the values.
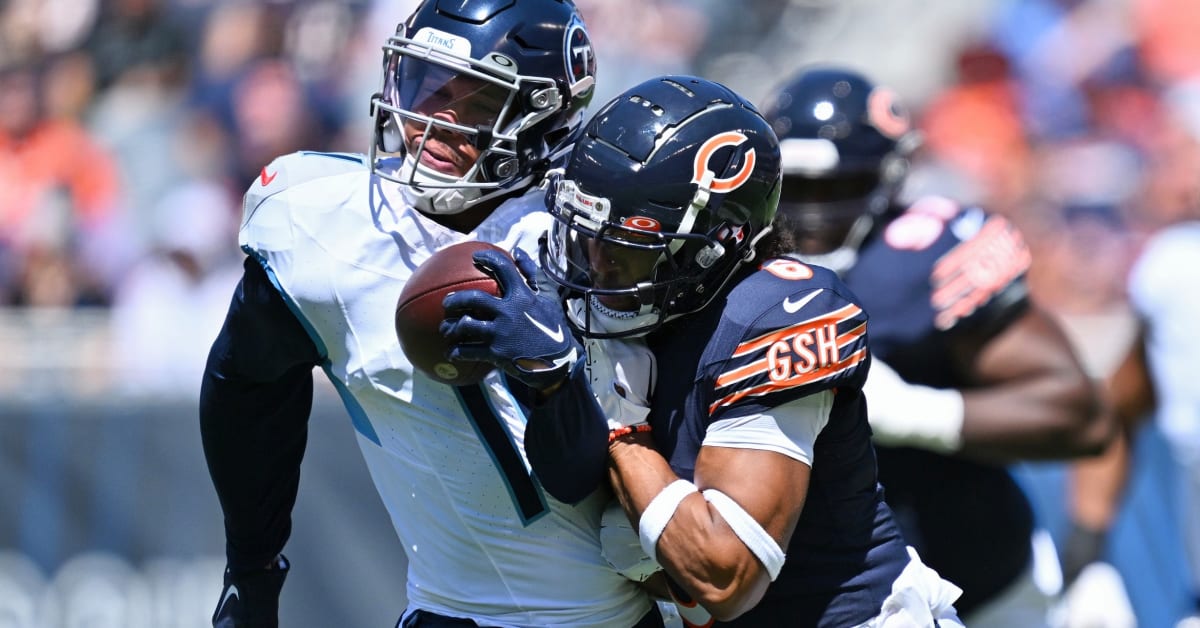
443, 75, 966, 626
199, 1, 666, 626
760, 66, 1114, 626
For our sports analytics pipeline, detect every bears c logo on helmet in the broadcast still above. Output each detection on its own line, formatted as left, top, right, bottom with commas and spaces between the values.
692, 131, 756, 193
867, 86, 910, 139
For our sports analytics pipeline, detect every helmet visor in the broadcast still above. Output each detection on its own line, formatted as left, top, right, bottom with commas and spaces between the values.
395, 56, 513, 130
545, 178, 672, 312
779, 171, 880, 204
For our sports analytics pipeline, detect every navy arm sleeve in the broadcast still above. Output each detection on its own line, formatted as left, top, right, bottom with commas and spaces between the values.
200, 256, 323, 571
522, 359, 609, 504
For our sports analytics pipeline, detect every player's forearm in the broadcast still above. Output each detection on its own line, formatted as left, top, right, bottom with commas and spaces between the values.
1069, 430, 1131, 530
200, 365, 314, 570
956, 369, 1109, 460
524, 359, 609, 504
607, 435, 768, 620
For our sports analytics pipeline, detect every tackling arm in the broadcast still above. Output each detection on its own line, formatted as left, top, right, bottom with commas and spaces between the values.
607, 432, 808, 621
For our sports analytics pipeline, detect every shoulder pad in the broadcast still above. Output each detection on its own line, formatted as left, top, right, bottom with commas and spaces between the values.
242, 151, 366, 229
239, 151, 366, 252
930, 211, 1031, 330
880, 196, 966, 252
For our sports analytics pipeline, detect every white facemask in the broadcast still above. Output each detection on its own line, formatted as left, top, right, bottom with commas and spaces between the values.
395, 153, 483, 215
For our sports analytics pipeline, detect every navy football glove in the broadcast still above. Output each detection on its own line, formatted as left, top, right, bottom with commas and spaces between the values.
442, 247, 581, 391
212, 554, 289, 628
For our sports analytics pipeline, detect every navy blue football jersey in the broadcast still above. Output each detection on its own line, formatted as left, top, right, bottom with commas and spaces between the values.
843, 196, 1035, 616
647, 258, 912, 627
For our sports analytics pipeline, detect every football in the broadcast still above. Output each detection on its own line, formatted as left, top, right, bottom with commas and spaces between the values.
395, 240, 507, 386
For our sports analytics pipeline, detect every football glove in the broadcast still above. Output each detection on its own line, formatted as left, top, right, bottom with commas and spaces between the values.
442, 247, 581, 391
1059, 521, 1108, 589
212, 554, 289, 628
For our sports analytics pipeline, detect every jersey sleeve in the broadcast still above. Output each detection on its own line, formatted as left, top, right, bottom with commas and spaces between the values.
928, 209, 1032, 337
523, 359, 610, 504
705, 262, 870, 422
240, 151, 366, 256
199, 254, 323, 570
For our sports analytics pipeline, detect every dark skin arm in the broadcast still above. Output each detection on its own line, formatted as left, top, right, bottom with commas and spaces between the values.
608, 432, 809, 621
1071, 326, 1153, 528
950, 305, 1114, 462
1062, 324, 1153, 581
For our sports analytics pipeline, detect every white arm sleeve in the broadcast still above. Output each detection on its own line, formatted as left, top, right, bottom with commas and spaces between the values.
702, 390, 832, 466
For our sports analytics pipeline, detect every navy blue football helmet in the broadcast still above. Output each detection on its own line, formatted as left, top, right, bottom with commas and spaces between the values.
369, 0, 597, 214
762, 66, 919, 272
542, 75, 782, 338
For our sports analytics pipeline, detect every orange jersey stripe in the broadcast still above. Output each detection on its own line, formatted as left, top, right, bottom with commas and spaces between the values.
709, 347, 867, 414
730, 302, 864, 358
930, 217, 1031, 330
716, 321, 866, 389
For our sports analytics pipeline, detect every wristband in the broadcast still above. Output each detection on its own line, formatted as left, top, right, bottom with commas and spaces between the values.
702, 489, 786, 580
864, 357, 965, 452
609, 423, 652, 443
637, 479, 698, 559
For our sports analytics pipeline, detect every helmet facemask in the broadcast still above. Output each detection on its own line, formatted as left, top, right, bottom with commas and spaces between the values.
542, 176, 762, 339
369, 28, 567, 214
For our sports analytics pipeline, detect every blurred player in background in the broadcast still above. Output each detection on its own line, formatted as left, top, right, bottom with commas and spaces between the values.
1067, 114, 1200, 627
444, 74, 965, 626
760, 65, 1114, 627
199, 1, 668, 626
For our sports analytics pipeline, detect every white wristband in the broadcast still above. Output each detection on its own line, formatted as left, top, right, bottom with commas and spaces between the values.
637, 479, 698, 559
702, 489, 786, 581
863, 356, 965, 452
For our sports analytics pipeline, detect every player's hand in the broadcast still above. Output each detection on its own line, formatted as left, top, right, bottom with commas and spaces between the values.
212, 555, 289, 628
863, 356, 965, 453
442, 248, 581, 391
586, 337, 655, 432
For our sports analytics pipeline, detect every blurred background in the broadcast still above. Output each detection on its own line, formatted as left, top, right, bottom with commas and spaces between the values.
0, 0, 1196, 625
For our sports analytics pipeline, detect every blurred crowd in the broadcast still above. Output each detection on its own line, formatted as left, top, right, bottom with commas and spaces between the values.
1, 0, 1198, 387
2, 0, 1200, 624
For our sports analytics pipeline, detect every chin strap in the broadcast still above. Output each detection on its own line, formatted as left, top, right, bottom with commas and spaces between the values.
396, 154, 482, 215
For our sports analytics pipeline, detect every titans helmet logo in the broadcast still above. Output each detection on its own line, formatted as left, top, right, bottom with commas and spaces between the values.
564, 16, 595, 91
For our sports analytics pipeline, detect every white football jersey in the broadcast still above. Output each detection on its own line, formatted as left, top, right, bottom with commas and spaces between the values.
240, 151, 652, 627
1128, 221, 1200, 462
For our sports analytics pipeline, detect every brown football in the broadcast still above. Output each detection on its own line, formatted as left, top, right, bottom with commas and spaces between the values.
395, 240, 506, 386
